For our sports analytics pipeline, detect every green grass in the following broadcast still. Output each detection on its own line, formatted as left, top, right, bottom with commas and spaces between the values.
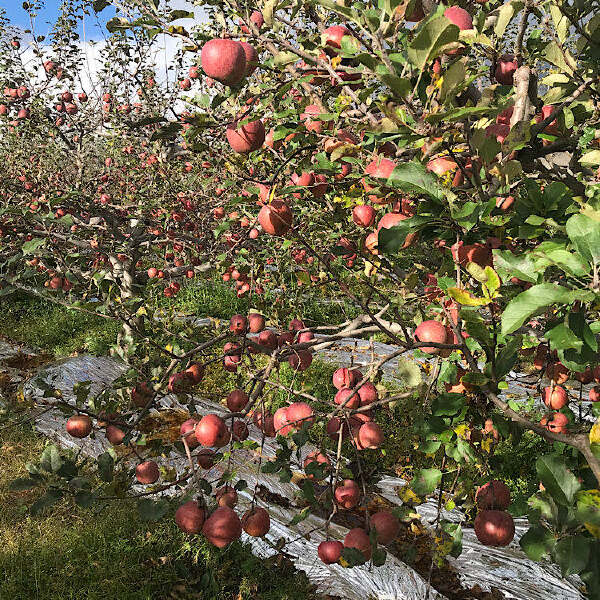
0, 421, 316, 600
0, 292, 119, 357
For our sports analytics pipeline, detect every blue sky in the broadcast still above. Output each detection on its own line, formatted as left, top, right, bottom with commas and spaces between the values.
2, 0, 116, 41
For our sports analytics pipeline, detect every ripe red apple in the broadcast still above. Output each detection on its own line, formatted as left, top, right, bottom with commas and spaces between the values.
216, 486, 238, 508
475, 480, 511, 510
358, 382, 377, 406
335, 479, 361, 508
252, 410, 276, 437
242, 506, 270, 536
334, 388, 360, 410
66, 414, 92, 438
131, 382, 153, 407
227, 389, 249, 412
240, 42, 259, 76
248, 312, 265, 332
180, 418, 199, 448
575, 368, 593, 384
195, 414, 230, 447
322, 25, 351, 53
495, 54, 518, 85
186, 363, 205, 384
474, 510, 515, 547
590, 386, 600, 402
201, 39, 247, 85
318, 540, 343, 564
540, 411, 568, 434
444, 6, 472, 30
370, 511, 400, 544
303, 451, 331, 478
168, 371, 194, 394
175, 500, 205, 534
357, 422, 384, 449
343, 528, 372, 560
258, 200, 293, 235
232, 420, 249, 441
414, 320, 448, 354
135, 460, 160, 484
197, 448, 216, 469
202, 506, 242, 548
229, 313, 248, 334
543, 386, 568, 410
226, 118, 265, 153
332, 367, 362, 390
258, 329, 278, 351
545, 362, 569, 384
353, 204, 376, 227
106, 424, 125, 445
300, 104, 326, 134
288, 349, 313, 371
274, 406, 292, 436
286, 402, 314, 429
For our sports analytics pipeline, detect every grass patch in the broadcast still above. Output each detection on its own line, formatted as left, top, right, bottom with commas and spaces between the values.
0, 420, 316, 600
0, 292, 119, 357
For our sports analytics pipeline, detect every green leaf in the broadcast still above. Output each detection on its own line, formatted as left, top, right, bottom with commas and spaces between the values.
169, 9, 194, 20
9, 477, 40, 491
546, 323, 583, 352
431, 393, 464, 417
441, 521, 463, 557
21, 238, 46, 255
580, 150, 600, 166
501, 283, 576, 335
341, 546, 368, 566
150, 122, 182, 141
30, 489, 63, 515
411, 468, 442, 496
97, 452, 114, 482
407, 17, 460, 70
519, 524, 555, 561
106, 17, 131, 32
439, 60, 466, 103
495, 335, 522, 379
288, 506, 310, 526
372, 547, 387, 566
566, 213, 600, 264
536, 455, 581, 506
388, 162, 445, 200
494, 1, 524, 37
493, 249, 538, 283
396, 357, 422, 387
555, 535, 591, 577
40, 444, 63, 473
92, 0, 110, 12
137, 498, 169, 521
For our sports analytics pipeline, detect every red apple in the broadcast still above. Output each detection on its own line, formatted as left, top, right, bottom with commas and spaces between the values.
258, 200, 293, 235
242, 506, 270, 536
474, 510, 515, 547
66, 414, 92, 438
175, 500, 205, 534
370, 511, 400, 544
475, 480, 511, 510
135, 460, 159, 484
318, 540, 343, 564
202, 506, 242, 548
201, 39, 246, 85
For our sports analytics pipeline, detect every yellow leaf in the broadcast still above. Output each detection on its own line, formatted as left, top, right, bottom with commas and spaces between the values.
590, 421, 600, 445
398, 486, 420, 504
454, 423, 469, 439
481, 437, 494, 453
447, 287, 489, 306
